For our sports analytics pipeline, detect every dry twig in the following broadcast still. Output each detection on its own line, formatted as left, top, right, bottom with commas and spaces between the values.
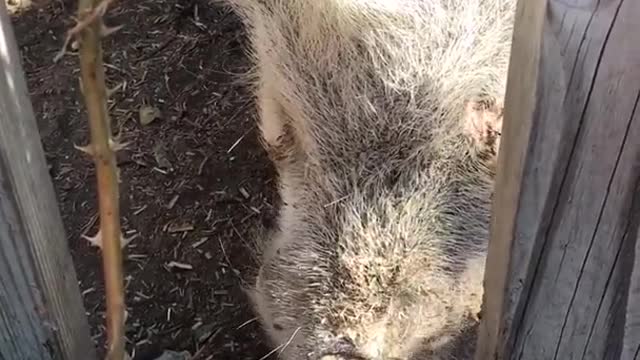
54, 0, 121, 62
74, 0, 127, 358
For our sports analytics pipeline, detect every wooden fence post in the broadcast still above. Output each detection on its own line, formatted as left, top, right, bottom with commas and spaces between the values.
0, 1, 97, 359
476, 0, 640, 359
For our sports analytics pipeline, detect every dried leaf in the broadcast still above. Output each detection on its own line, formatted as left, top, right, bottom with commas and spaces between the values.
139, 105, 161, 126
153, 142, 173, 170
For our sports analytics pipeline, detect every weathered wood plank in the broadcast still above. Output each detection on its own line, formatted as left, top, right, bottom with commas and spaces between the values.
0, 2, 97, 359
476, 0, 640, 359
624, 229, 640, 359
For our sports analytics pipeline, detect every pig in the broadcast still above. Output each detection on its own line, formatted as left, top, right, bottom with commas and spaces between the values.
220, 0, 515, 358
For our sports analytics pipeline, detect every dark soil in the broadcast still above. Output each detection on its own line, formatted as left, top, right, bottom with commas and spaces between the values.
8, 0, 278, 358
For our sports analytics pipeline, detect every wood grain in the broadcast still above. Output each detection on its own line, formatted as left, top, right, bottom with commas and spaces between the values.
0, 2, 97, 359
476, 0, 640, 359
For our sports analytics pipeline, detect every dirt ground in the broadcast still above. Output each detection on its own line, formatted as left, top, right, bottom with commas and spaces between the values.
8, 0, 278, 358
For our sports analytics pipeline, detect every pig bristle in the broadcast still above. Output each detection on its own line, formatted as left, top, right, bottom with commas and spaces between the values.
217, 0, 516, 358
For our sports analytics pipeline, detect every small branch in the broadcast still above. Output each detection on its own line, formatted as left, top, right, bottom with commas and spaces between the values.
75, 0, 126, 359
55, 0, 119, 62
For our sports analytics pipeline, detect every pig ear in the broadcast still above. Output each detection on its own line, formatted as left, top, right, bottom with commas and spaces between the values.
462, 97, 503, 164
257, 87, 316, 167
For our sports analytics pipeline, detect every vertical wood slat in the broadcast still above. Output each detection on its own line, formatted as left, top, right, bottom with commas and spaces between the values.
476, 0, 640, 359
